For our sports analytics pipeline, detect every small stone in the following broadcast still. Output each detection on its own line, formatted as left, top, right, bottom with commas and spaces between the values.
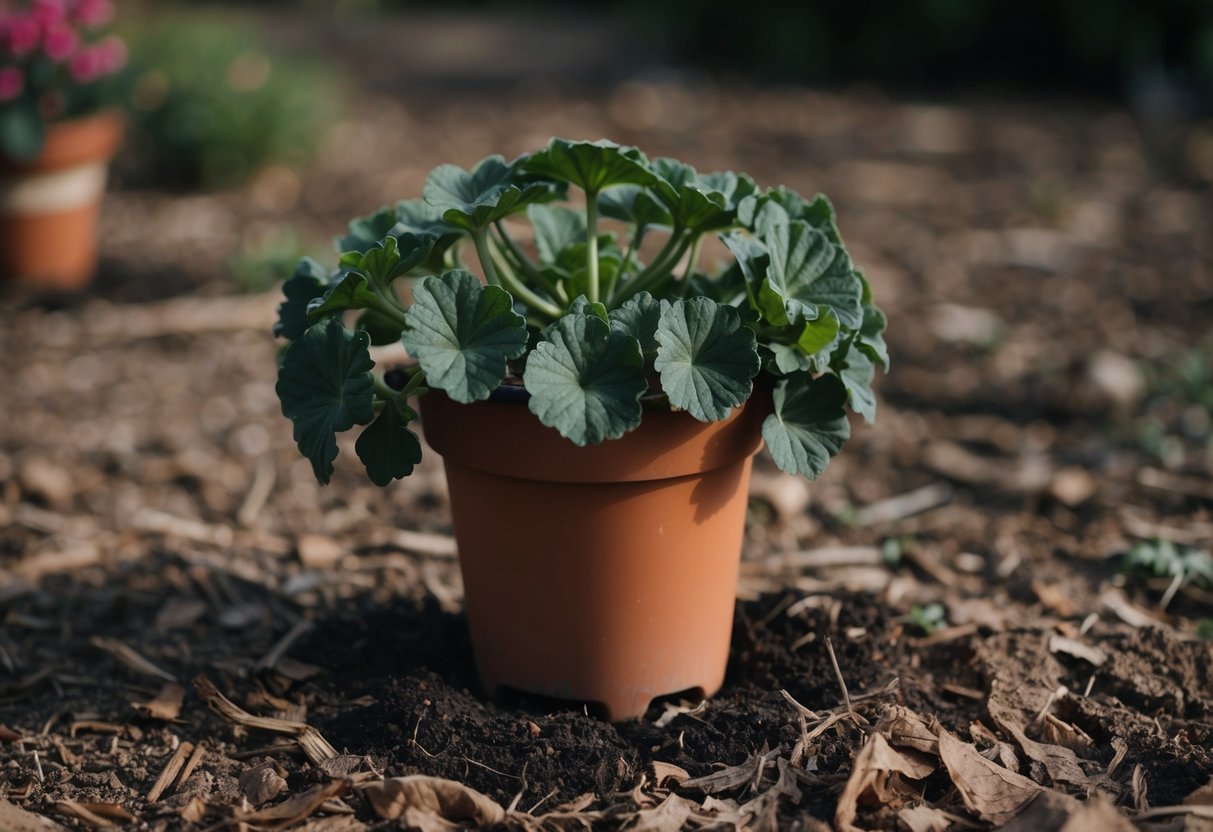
1049, 467, 1097, 507
296, 534, 344, 570
239, 763, 287, 806
1088, 351, 1143, 408
18, 458, 75, 508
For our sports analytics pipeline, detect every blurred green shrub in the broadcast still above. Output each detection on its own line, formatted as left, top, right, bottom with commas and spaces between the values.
115, 15, 341, 189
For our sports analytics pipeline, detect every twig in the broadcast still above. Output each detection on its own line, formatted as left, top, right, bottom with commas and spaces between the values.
255, 619, 314, 672
852, 482, 954, 527
391, 529, 458, 558
1032, 686, 1067, 726
193, 675, 337, 765
147, 740, 193, 803
463, 757, 519, 780
778, 689, 822, 721
89, 637, 177, 683
174, 743, 206, 795
32, 750, 43, 783
824, 637, 852, 716
237, 458, 276, 528
1134, 805, 1213, 821
526, 787, 558, 815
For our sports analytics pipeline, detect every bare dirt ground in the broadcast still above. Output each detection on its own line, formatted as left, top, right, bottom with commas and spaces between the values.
3, 33, 1213, 831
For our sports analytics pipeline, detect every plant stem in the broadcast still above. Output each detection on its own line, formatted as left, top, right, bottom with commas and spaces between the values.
681, 234, 703, 281
400, 367, 428, 398
473, 229, 563, 319
372, 374, 400, 400
618, 233, 692, 302
492, 222, 564, 301
585, 191, 600, 304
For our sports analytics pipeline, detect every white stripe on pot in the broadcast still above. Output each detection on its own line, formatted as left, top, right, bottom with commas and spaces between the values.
0, 162, 109, 216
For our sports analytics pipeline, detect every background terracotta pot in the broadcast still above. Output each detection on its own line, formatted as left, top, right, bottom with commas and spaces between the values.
0, 111, 123, 290
419, 388, 769, 721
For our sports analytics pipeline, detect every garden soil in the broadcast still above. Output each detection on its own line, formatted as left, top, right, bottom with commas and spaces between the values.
3, 17, 1213, 830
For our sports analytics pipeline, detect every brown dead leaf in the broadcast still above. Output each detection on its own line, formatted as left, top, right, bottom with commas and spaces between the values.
1000, 719, 1090, 787
133, 682, 185, 721
898, 803, 954, 832
178, 797, 208, 824
1033, 580, 1075, 617
629, 793, 694, 832
362, 776, 505, 828
650, 761, 690, 788
1186, 779, 1213, 806
194, 675, 337, 765
0, 724, 22, 742
89, 637, 176, 683
1001, 791, 1134, 832
836, 732, 936, 832
153, 597, 208, 630
1048, 635, 1107, 667
938, 728, 1040, 824
236, 781, 349, 828
971, 721, 1020, 772
740, 758, 803, 832
241, 763, 288, 806
1041, 715, 1095, 755
878, 706, 940, 756
0, 800, 67, 832
680, 746, 779, 794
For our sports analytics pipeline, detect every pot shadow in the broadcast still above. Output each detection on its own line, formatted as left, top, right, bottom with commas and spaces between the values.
689, 458, 747, 523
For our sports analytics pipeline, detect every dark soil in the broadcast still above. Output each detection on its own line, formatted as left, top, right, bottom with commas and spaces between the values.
3, 11, 1213, 831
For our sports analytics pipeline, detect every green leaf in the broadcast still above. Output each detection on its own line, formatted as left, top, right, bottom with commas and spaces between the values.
598, 184, 671, 228
837, 345, 877, 424
356, 308, 404, 346
307, 273, 380, 321
698, 170, 759, 211
523, 138, 654, 194
334, 205, 398, 254
762, 373, 851, 479
528, 204, 585, 264
760, 220, 862, 328
275, 257, 330, 340
647, 158, 736, 233
798, 310, 841, 357
653, 297, 760, 422
608, 291, 663, 360
276, 318, 376, 485
0, 99, 45, 161
402, 269, 527, 403
356, 398, 423, 486
424, 154, 555, 232
523, 313, 646, 445
767, 342, 811, 375
567, 295, 608, 322
857, 303, 890, 370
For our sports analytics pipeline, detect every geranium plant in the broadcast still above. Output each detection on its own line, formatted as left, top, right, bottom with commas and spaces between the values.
274, 139, 888, 486
0, 0, 126, 159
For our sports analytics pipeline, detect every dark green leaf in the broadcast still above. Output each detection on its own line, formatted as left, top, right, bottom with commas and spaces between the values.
523, 313, 646, 445
759, 220, 862, 328
767, 342, 811, 375
648, 158, 736, 233
356, 398, 423, 486
837, 345, 877, 423
334, 205, 398, 254
276, 318, 376, 484
402, 269, 527, 403
523, 138, 654, 194
528, 204, 585, 264
598, 184, 671, 228
275, 257, 330, 340
762, 373, 850, 479
608, 291, 663, 359
698, 170, 759, 211
0, 99, 45, 161
356, 308, 404, 346
857, 303, 890, 370
567, 295, 608, 321
307, 272, 380, 321
653, 297, 760, 422
798, 310, 841, 357
424, 154, 554, 232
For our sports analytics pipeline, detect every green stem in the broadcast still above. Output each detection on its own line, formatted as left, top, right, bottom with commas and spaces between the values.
373, 374, 400, 400
370, 295, 408, 326
681, 234, 703, 281
585, 190, 600, 304
609, 224, 646, 305
619, 234, 692, 302
492, 223, 563, 301
400, 367, 428, 398
473, 228, 563, 319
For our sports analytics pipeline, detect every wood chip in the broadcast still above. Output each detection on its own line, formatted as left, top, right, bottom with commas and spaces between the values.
174, 743, 207, 794
1048, 635, 1107, 667
147, 741, 193, 804
193, 675, 338, 764
852, 482, 954, 527
0, 799, 67, 831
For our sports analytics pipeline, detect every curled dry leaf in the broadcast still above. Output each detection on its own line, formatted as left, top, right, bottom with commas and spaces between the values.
628, 793, 694, 832
240, 763, 288, 806
235, 781, 349, 827
133, 682, 185, 721
193, 674, 337, 765
680, 746, 780, 794
650, 761, 690, 788
937, 728, 1040, 825
897, 803, 954, 832
1000, 791, 1135, 832
835, 732, 936, 832
362, 776, 505, 828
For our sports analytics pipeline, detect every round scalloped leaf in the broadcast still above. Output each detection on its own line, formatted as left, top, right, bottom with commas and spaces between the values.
402, 270, 527, 404
523, 138, 654, 194
598, 184, 671, 228
275, 257, 331, 340
356, 398, 423, 486
762, 373, 851, 479
608, 291, 663, 360
759, 220, 862, 328
275, 318, 376, 485
837, 343, 878, 424
423, 155, 554, 232
523, 313, 646, 446
653, 297, 760, 422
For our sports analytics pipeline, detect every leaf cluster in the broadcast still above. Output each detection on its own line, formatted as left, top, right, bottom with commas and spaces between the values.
273, 138, 888, 485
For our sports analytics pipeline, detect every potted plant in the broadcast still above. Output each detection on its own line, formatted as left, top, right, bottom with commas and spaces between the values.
0, 0, 126, 290
274, 139, 888, 720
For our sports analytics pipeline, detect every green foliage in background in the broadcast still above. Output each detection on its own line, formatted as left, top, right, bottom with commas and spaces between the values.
115, 15, 341, 188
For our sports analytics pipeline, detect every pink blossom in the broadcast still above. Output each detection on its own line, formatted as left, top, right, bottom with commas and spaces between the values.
3, 15, 41, 56
94, 33, 123, 72
30, 0, 65, 28
0, 65, 22, 101
42, 21, 76, 60
66, 42, 95, 80
70, 0, 111, 27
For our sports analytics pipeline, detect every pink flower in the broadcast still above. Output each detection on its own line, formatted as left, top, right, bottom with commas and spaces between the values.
70, 0, 112, 27
0, 65, 22, 101
3, 16, 41, 56
42, 22, 76, 60
94, 33, 124, 72
66, 42, 96, 80
30, 0, 66, 28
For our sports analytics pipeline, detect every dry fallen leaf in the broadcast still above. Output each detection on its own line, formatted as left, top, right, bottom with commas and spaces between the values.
836, 732, 936, 832
362, 776, 505, 828
0, 799, 66, 832
1001, 791, 1135, 832
898, 803, 953, 832
133, 682, 185, 721
740, 758, 803, 832
680, 747, 779, 794
1048, 635, 1107, 667
938, 728, 1040, 824
240, 762, 288, 806
236, 781, 349, 828
650, 761, 690, 788
629, 793, 694, 832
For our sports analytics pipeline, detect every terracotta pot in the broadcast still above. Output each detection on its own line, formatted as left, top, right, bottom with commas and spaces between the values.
419, 387, 769, 721
0, 111, 123, 290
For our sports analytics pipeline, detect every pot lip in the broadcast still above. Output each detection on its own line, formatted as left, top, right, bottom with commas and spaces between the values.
0, 109, 125, 174
486, 377, 674, 410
